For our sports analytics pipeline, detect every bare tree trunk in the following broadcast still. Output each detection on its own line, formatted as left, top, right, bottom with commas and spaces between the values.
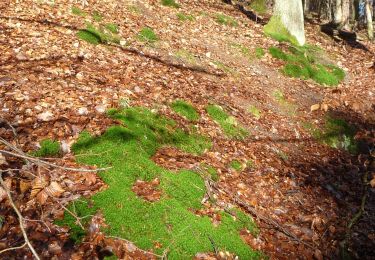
335, 0, 344, 24
365, 0, 374, 39
341, 0, 351, 29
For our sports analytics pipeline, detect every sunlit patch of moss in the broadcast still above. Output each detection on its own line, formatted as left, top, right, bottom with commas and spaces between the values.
177, 12, 195, 22
255, 47, 265, 58
175, 49, 197, 65
171, 100, 199, 121
105, 23, 119, 34
32, 139, 60, 157
215, 13, 238, 27
71, 6, 86, 16
212, 61, 234, 74
92, 11, 103, 22
77, 23, 120, 45
249, 0, 267, 15
264, 15, 299, 45
230, 160, 243, 171
57, 107, 261, 259
248, 105, 261, 119
200, 163, 219, 182
161, 0, 180, 8
206, 105, 248, 139
137, 27, 158, 43
269, 46, 345, 86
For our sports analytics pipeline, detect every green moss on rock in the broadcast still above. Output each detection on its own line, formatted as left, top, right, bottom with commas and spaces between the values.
264, 15, 299, 45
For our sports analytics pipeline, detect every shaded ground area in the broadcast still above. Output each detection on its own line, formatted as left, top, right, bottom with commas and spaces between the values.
0, 0, 374, 259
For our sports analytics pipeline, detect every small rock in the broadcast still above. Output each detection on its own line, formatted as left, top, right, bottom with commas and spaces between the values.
95, 105, 107, 114
76, 72, 84, 80
120, 40, 127, 46
310, 104, 320, 112
125, 242, 137, 253
134, 86, 142, 93
37, 111, 54, 122
77, 107, 89, 115
61, 140, 71, 154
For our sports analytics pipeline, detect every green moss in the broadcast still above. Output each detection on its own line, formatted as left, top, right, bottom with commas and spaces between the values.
264, 16, 299, 45
248, 105, 261, 119
249, 0, 267, 15
206, 105, 248, 139
246, 160, 255, 169
137, 27, 158, 43
71, 6, 86, 16
215, 14, 238, 27
161, 0, 180, 8
212, 61, 234, 74
255, 47, 265, 58
177, 12, 195, 21
32, 139, 60, 157
175, 49, 197, 64
269, 46, 345, 86
171, 100, 199, 121
57, 107, 261, 259
92, 11, 103, 22
105, 23, 119, 34
313, 117, 358, 154
230, 160, 243, 171
77, 23, 120, 45
201, 164, 219, 182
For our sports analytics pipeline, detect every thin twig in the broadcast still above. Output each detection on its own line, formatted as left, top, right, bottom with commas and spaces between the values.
106, 236, 164, 259
0, 150, 111, 172
0, 242, 27, 254
0, 174, 41, 259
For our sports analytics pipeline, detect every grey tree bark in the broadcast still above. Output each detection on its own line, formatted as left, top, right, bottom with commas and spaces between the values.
365, 0, 374, 39
274, 0, 306, 45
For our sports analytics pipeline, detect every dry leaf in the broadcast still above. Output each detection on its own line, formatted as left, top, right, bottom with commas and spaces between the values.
36, 190, 48, 205
45, 181, 65, 197
310, 104, 320, 112
320, 103, 329, 112
370, 177, 375, 188
0, 186, 7, 202
0, 153, 7, 166
19, 180, 31, 193
30, 177, 48, 198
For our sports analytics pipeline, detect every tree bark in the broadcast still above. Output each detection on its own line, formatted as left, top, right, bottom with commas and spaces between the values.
273, 0, 306, 45
365, 0, 374, 39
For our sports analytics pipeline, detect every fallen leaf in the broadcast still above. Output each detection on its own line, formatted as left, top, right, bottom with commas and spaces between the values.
310, 104, 320, 112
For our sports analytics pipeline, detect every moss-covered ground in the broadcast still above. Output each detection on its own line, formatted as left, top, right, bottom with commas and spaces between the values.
137, 27, 158, 43
206, 104, 249, 139
57, 107, 261, 259
215, 13, 238, 27
171, 100, 199, 121
32, 139, 60, 157
268, 46, 345, 86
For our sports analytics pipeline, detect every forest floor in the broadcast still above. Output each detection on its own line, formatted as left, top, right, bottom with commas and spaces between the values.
0, 0, 374, 259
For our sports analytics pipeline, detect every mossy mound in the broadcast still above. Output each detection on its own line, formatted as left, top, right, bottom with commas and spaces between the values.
249, 0, 267, 15
177, 12, 195, 22
161, 0, 180, 8
137, 27, 158, 43
171, 100, 199, 121
269, 46, 345, 86
215, 13, 238, 27
77, 23, 120, 45
57, 107, 261, 259
206, 105, 248, 139
32, 139, 60, 157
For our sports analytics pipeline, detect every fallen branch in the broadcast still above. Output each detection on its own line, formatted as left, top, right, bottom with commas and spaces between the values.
0, 242, 26, 254
0, 149, 111, 172
0, 173, 41, 259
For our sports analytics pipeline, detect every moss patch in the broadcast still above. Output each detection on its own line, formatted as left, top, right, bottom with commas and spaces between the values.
77, 23, 120, 45
206, 105, 248, 139
71, 6, 86, 16
229, 160, 243, 171
264, 15, 299, 45
309, 117, 358, 154
215, 14, 238, 27
269, 46, 345, 86
161, 0, 180, 8
255, 47, 265, 58
32, 139, 60, 157
105, 23, 119, 34
248, 105, 261, 119
200, 164, 219, 182
177, 12, 195, 22
171, 100, 199, 121
137, 27, 158, 43
175, 49, 197, 65
92, 11, 103, 22
249, 0, 267, 15
57, 107, 261, 259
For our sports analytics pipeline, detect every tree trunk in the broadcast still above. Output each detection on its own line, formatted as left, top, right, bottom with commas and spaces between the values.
365, 0, 374, 39
341, 0, 351, 29
273, 0, 306, 45
335, 0, 344, 24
